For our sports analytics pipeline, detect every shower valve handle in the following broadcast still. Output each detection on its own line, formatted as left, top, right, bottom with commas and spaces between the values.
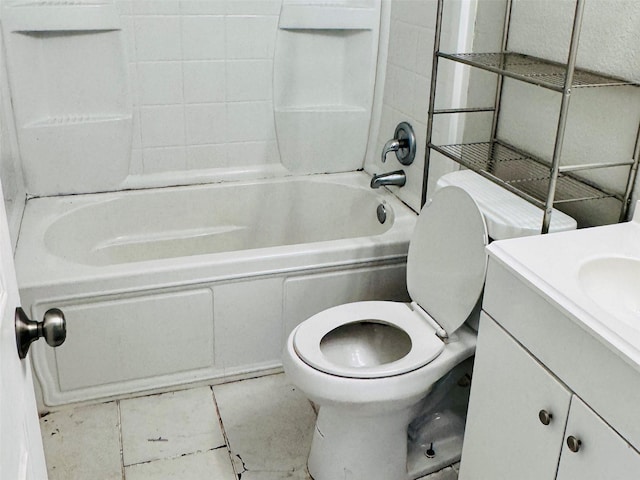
15, 306, 66, 359
381, 122, 416, 165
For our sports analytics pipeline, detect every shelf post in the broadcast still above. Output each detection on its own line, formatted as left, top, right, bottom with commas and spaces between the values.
619, 122, 640, 221
422, 0, 445, 208
542, 0, 586, 233
488, 0, 514, 148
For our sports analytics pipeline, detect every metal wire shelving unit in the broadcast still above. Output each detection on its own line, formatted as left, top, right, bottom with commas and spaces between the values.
423, 0, 640, 233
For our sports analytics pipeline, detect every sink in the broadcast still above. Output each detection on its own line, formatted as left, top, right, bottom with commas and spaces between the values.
579, 256, 640, 331
487, 204, 640, 366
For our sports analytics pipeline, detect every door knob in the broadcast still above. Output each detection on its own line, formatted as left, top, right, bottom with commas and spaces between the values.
15, 307, 66, 359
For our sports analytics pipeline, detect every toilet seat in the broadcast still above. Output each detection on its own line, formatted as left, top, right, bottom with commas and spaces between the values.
292, 186, 488, 381
293, 301, 445, 379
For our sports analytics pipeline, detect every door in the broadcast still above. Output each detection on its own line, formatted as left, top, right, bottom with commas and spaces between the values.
0, 180, 48, 478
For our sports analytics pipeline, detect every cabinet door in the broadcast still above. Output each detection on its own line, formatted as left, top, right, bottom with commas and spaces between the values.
557, 396, 640, 480
459, 313, 572, 480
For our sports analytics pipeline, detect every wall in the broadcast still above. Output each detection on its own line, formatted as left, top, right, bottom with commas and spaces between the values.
364, 0, 472, 212
118, 0, 284, 184
466, 0, 640, 226
369, 0, 639, 226
0, 31, 25, 248
506, 0, 640, 225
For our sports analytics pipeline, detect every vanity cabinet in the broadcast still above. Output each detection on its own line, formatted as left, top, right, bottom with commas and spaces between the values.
459, 313, 640, 480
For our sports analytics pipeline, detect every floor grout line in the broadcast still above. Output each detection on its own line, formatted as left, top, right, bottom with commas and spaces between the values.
116, 400, 126, 480
209, 385, 241, 480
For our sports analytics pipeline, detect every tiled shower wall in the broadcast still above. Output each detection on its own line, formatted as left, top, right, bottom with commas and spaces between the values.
118, 0, 283, 176
368, 0, 435, 212
365, 0, 464, 212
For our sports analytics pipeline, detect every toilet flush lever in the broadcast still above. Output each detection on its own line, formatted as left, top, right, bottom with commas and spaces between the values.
15, 307, 66, 359
381, 122, 416, 165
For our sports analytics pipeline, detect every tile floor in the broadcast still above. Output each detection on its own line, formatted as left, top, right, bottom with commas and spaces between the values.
40, 373, 459, 480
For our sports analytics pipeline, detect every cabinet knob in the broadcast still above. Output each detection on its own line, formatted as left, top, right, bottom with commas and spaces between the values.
538, 409, 553, 426
567, 435, 582, 453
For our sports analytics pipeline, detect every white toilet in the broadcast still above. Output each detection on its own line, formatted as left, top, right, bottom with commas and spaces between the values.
283, 171, 577, 480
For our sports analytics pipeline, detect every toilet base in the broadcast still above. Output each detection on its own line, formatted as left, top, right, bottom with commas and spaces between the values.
307, 359, 473, 480
406, 407, 466, 478
308, 405, 415, 480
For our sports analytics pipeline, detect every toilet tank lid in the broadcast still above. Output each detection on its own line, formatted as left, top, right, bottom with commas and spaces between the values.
435, 170, 577, 240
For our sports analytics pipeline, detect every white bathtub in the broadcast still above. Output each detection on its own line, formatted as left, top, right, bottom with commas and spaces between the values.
16, 172, 416, 407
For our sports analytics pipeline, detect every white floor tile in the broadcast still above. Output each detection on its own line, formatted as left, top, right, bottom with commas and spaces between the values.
120, 387, 225, 466
124, 449, 236, 480
40, 402, 122, 480
213, 374, 316, 477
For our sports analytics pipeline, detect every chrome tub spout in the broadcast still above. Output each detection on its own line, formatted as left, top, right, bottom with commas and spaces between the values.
370, 170, 406, 189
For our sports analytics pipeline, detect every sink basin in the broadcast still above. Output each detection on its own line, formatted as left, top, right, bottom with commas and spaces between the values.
579, 256, 640, 330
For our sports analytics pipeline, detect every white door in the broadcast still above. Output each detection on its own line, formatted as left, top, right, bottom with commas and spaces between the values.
0, 179, 48, 479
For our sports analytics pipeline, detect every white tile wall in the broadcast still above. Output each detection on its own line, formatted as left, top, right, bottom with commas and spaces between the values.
121, 0, 283, 176
365, 0, 461, 212
183, 61, 226, 103
365, 0, 441, 212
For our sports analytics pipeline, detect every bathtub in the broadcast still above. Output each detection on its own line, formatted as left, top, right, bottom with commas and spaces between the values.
16, 172, 416, 407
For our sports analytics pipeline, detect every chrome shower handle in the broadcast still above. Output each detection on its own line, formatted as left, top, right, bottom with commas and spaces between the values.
381, 122, 416, 165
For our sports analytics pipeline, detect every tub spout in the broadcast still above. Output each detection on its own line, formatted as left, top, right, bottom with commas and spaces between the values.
370, 170, 406, 189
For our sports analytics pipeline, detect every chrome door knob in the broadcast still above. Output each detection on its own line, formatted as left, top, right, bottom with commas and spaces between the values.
15, 307, 66, 359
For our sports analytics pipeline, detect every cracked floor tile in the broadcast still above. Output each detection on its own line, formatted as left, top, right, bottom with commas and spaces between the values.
213, 374, 316, 476
120, 387, 226, 466
124, 449, 236, 479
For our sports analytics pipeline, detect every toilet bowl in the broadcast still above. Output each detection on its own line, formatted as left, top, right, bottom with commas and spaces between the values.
283, 172, 578, 480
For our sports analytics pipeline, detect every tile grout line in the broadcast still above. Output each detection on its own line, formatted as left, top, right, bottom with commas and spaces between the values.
117, 400, 126, 480
209, 385, 242, 479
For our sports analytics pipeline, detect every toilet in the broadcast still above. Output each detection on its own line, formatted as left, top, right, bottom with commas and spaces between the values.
283, 171, 577, 480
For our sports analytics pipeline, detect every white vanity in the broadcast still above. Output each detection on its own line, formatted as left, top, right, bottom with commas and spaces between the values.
458, 210, 640, 479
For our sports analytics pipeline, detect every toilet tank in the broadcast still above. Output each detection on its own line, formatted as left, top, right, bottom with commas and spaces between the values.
435, 170, 577, 240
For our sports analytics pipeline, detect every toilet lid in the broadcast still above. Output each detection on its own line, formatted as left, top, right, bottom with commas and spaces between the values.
293, 301, 445, 378
407, 186, 488, 336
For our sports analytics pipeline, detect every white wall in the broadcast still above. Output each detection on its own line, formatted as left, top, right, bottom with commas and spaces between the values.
505, 0, 640, 225
0, 31, 25, 248
466, 0, 640, 226
368, 0, 639, 226
118, 0, 283, 180
364, 0, 472, 212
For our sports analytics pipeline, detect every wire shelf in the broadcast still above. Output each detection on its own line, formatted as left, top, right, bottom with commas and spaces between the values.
431, 141, 621, 206
438, 52, 639, 91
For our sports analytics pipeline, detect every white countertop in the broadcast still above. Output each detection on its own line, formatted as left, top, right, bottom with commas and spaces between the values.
487, 210, 640, 373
